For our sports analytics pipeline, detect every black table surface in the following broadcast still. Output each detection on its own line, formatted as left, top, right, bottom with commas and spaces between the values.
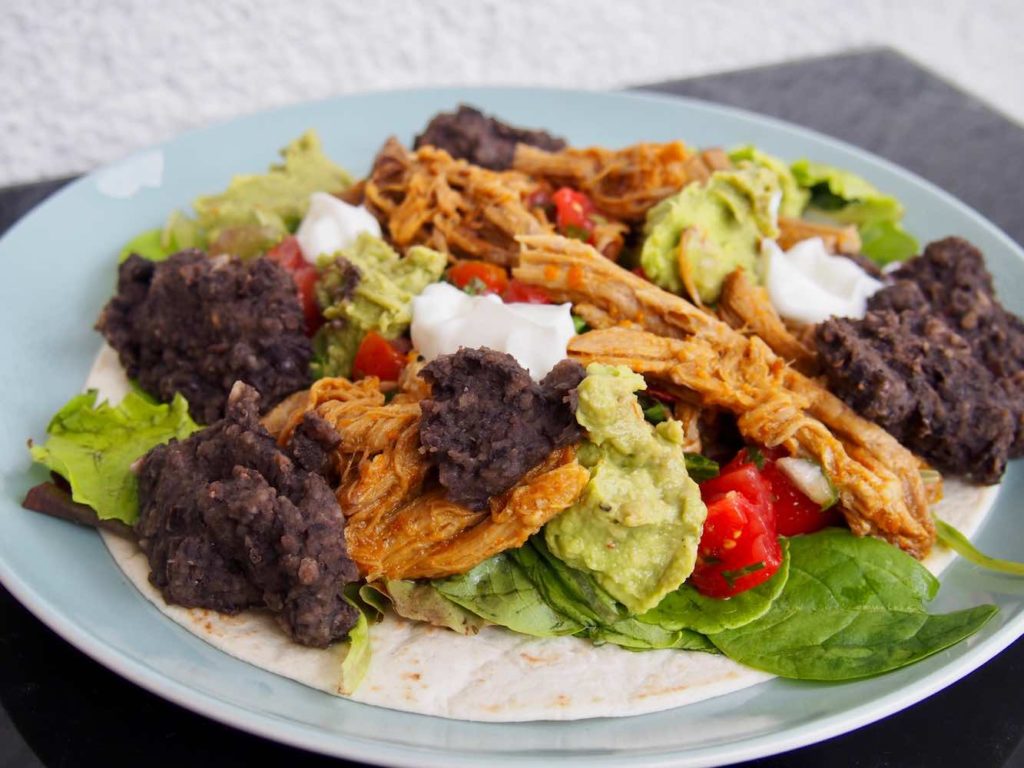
3, 47, 1024, 768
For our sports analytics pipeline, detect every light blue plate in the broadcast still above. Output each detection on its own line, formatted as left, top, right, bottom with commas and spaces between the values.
2, 87, 1023, 767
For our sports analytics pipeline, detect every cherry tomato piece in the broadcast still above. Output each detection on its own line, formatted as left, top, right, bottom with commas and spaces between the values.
690, 491, 783, 598
266, 236, 321, 334
552, 187, 596, 242
700, 463, 774, 524
448, 260, 510, 295
725, 448, 841, 536
265, 235, 305, 271
291, 266, 322, 334
502, 279, 551, 304
352, 331, 407, 381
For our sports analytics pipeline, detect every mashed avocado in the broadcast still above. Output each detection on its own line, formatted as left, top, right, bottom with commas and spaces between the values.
544, 364, 707, 615
312, 234, 446, 378
640, 167, 780, 303
729, 145, 809, 218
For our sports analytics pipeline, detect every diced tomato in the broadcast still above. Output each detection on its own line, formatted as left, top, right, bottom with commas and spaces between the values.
266, 236, 321, 334
725, 448, 841, 536
700, 463, 774, 523
502, 279, 550, 304
291, 267, 322, 334
353, 331, 406, 381
552, 187, 596, 242
448, 260, 510, 295
265, 235, 304, 271
690, 491, 783, 598
631, 266, 650, 281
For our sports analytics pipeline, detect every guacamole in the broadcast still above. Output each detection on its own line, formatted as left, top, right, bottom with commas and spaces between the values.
729, 145, 809, 218
544, 364, 707, 615
639, 167, 780, 303
312, 234, 446, 378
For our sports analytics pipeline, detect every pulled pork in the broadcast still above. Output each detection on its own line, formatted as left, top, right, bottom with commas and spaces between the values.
514, 233, 934, 559
363, 138, 549, 267
271, 373, 589, 580
512, 142, 730, 222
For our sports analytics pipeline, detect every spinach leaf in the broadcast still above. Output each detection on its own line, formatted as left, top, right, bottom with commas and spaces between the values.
507, 538, 623, 627
639, 539, 790, 634
433, 553, 581, 637
508, 539, 717, 652
709, 529, 997, 680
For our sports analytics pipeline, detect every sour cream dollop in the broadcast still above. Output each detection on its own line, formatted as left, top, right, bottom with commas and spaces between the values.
296, 192, 381, 264
411, 282, 575, 380
765, 237, 883, 324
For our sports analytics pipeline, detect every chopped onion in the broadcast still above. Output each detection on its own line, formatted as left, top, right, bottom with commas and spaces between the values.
776, 457, 838, 509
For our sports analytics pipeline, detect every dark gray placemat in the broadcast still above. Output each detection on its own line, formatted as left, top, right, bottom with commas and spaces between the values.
636, 47, 1024, 248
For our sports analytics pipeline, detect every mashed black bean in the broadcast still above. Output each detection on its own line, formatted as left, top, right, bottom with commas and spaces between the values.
135, 383, 359, 647
97, 251, 311, 424
414, 104, 567, 170
419, 349, 584, 510
816, 237, 1024, 483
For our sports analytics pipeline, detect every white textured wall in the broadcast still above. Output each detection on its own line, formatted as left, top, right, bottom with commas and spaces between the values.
2, 0, 1022, 185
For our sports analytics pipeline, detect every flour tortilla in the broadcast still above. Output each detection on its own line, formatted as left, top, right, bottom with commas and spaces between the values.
86, 344, 1000, 721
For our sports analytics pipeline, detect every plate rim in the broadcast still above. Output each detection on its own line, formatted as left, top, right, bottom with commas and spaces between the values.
2, 84, 1023, 768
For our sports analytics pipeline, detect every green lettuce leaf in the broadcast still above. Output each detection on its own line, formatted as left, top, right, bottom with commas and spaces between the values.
591, 617, 716, 652
192, 130, 352, 244
708, 529, 997, 680
790, 159, 918, 264
361, 579, 490, 635
639, 539, 790, 634
934, 517, 1024, 576
338, 589, 372, 694
859, 218, 921, 266
28, 390, 200, 524
433, 552, 582, 637
118, 228, 176, 263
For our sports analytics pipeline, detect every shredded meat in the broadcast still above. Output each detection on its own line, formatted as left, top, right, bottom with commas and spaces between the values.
514, 233, 934, 558
363, 138, 549, 268
344, 445, 588, 580
97, 251, 311, 424
512, 142, 729, 222
275, 375, 589, 579
419, 349, 585, 510
777, 217, 862, 255
413, 104, 567, 170
717, 269, 819, 375
135, 383, 360, 647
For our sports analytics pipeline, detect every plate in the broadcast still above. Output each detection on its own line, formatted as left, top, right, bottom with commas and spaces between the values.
2, 87, 1024, 767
